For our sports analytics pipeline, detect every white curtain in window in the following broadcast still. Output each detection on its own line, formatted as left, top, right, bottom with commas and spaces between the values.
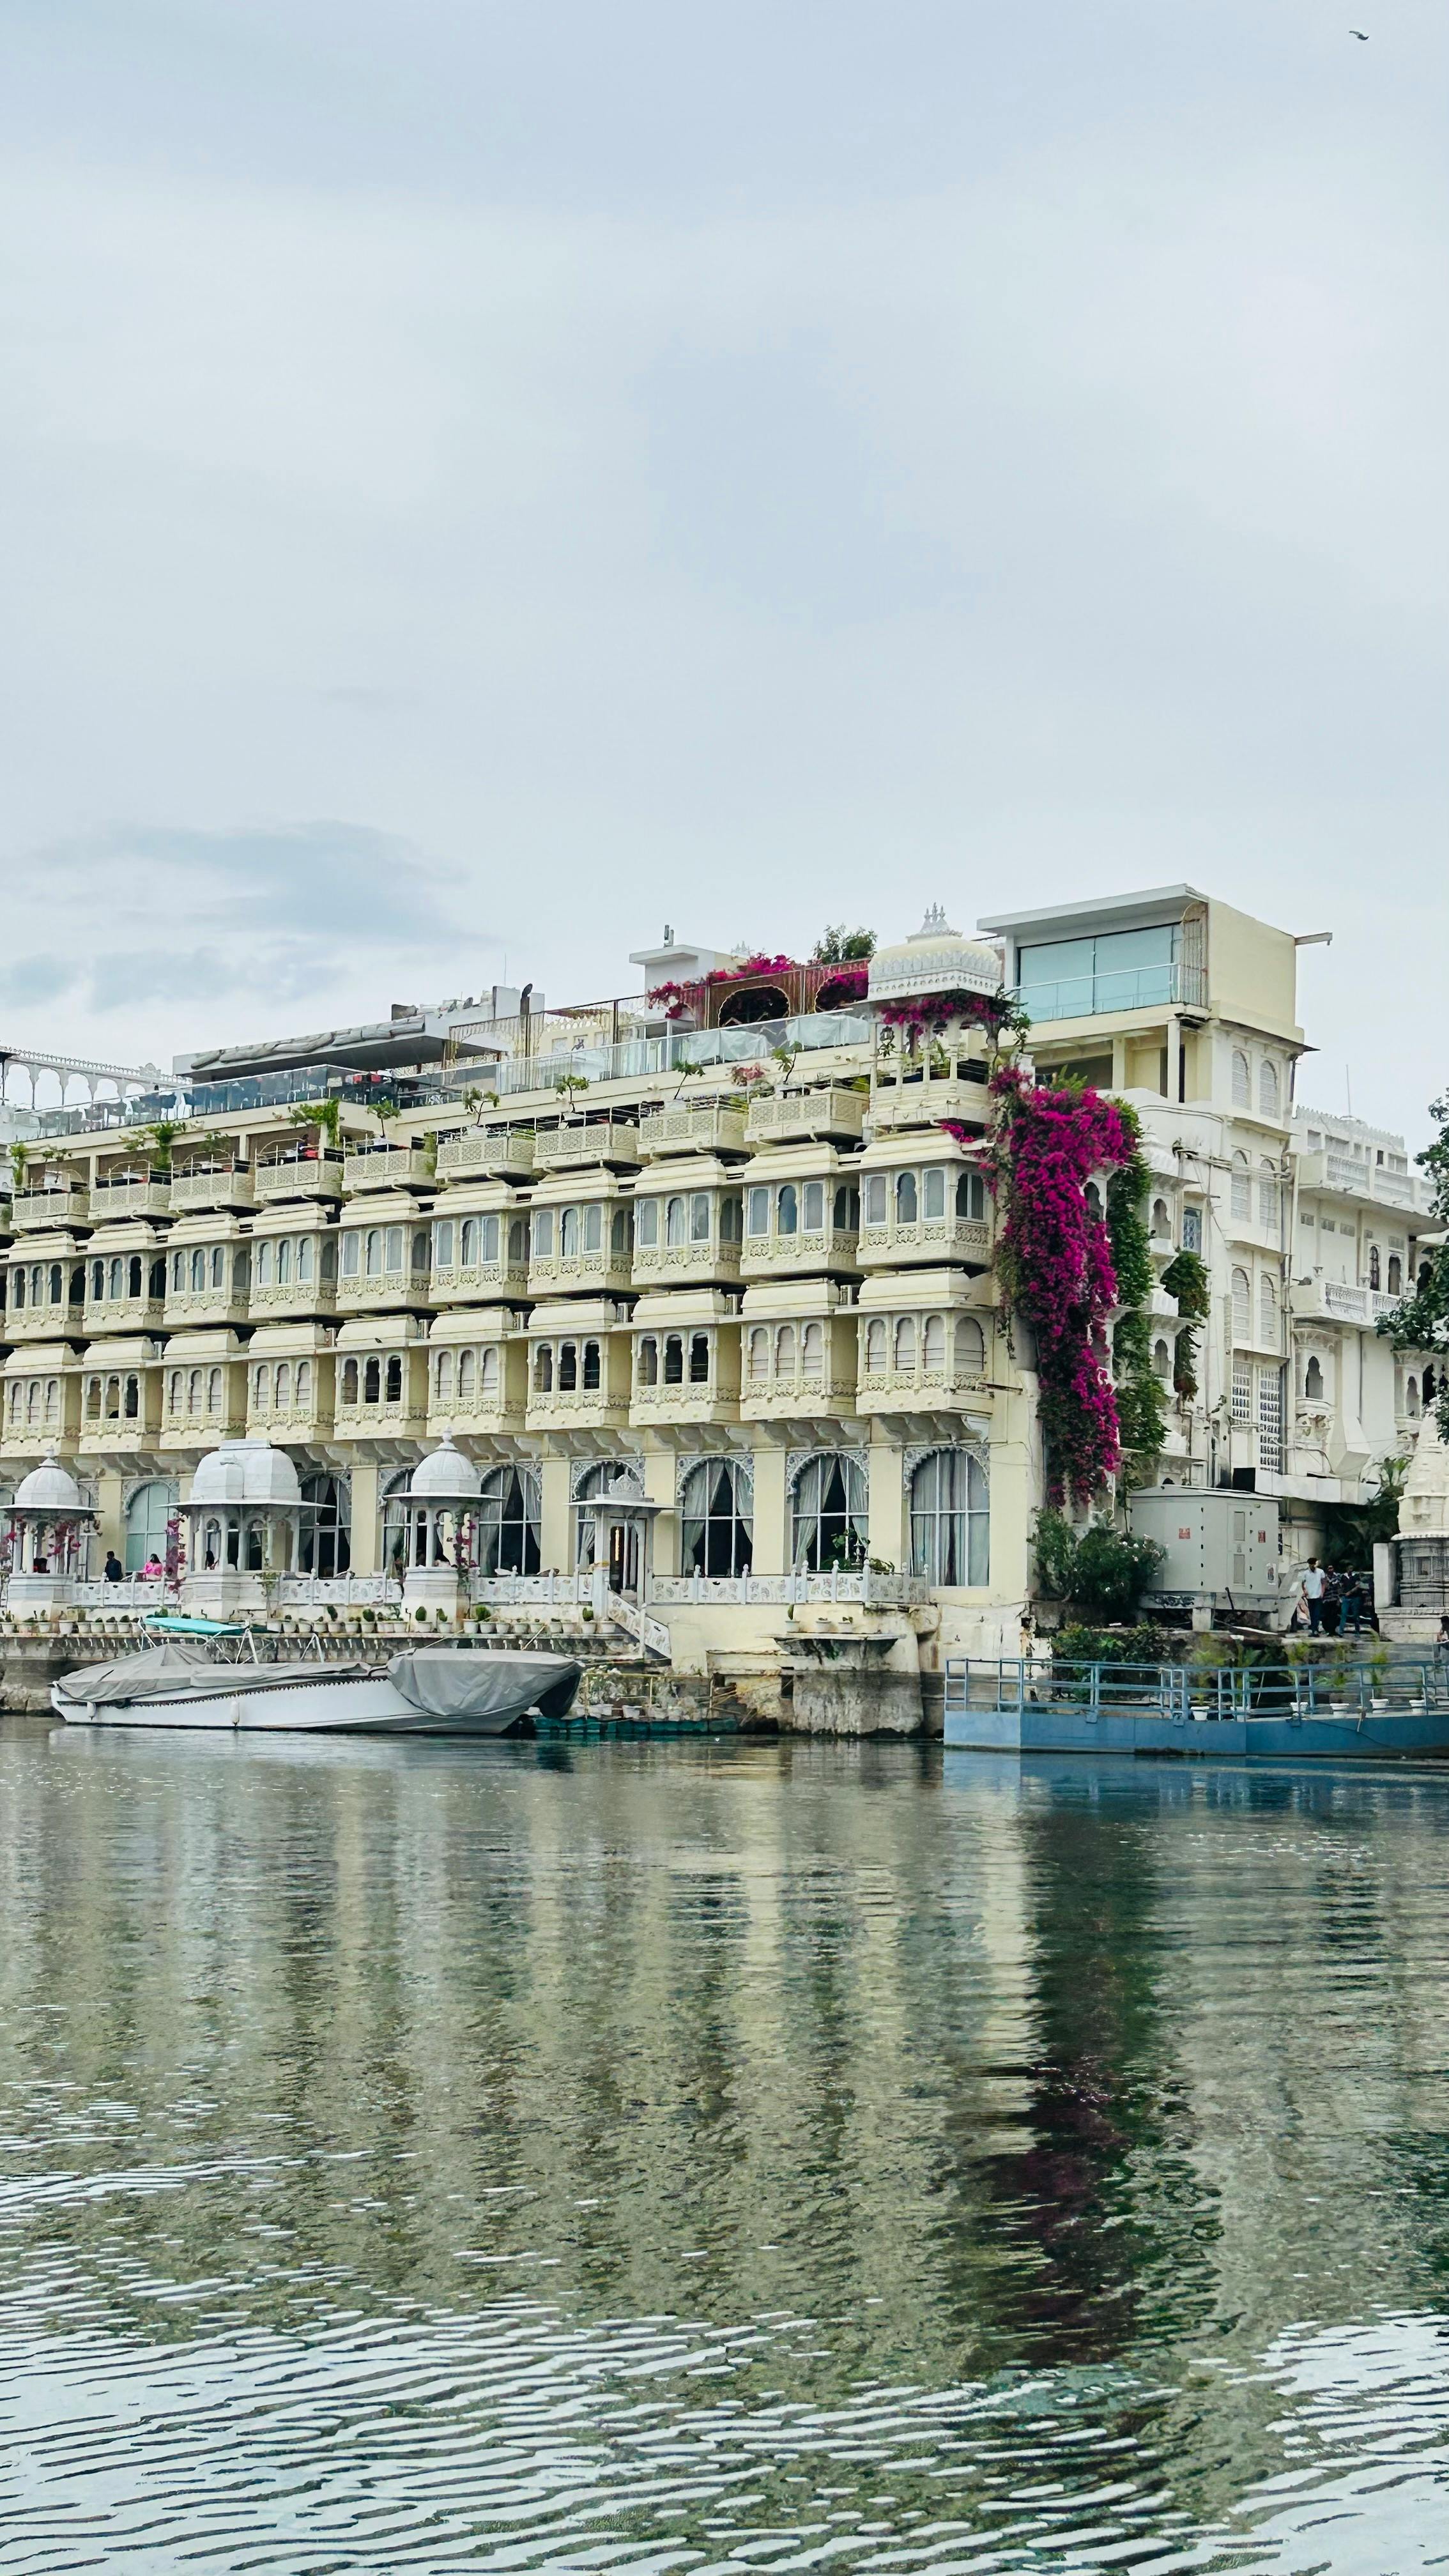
909, 1449, 988, 1586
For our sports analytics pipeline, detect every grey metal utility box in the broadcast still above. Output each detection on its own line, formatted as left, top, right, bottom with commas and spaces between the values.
1130, 1489, 1282, 1609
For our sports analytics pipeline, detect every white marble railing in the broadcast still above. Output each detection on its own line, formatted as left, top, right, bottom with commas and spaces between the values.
648, 1570, 931, 1607
277, 1575, 402, 1606
606, 1591, 671, 1657
472, 1572, 593, 1606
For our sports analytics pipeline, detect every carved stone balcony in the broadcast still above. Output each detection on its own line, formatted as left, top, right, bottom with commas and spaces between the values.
343, 1144, 434, 1195
857, 1215, 991, 1271
869, 1069, 990, 1135
637, 1101, 749, 1160
171, 1163, 255, 1213
745, 1087, 866, 1146
426, 1313, 529, 1440
89, 1174, 172, 1222
254, 1147, 346, 1205
436, 1129, 536, 1182
10, 1186, 90, 1233
739, 1226, 859, 1283
533, 1118, 642, 1172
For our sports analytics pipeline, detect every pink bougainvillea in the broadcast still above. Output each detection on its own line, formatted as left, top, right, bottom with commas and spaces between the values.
877, 988, 1020, 1043
979, 1068, 1134, 1505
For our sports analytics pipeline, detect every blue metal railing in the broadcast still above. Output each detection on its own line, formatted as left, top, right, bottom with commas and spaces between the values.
944, 1655, 1449, 1723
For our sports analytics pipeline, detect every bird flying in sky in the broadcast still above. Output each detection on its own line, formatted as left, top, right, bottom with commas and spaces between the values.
1349, 26, 1368, 36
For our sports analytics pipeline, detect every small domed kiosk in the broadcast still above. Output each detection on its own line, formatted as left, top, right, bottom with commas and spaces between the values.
4, 1456, 98, 1612
1384, 1418, 1449, 1641
392, 1437, 484, 1614
182, 1439, 303, 1616
867, 905, 1009, 1139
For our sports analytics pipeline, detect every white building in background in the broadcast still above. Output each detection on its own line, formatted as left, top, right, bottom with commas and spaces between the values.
0, 889, 1432, 1660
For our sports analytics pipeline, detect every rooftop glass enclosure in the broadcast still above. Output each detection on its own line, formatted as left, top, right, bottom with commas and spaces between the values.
1014, 925, 1206, 1022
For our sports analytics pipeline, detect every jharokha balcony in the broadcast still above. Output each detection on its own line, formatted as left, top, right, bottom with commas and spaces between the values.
254, 1144, 346, 1204
10, 1181, 91, 1232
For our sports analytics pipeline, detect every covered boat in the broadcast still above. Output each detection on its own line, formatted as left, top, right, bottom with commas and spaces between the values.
52, 1641, 582, 1735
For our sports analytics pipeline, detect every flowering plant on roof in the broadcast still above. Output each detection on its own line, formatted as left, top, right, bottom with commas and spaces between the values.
982, 1067, 1133, 1505
877, 988, 1028, 1044
646, 978, 696, 1021
706, 953, 796, 983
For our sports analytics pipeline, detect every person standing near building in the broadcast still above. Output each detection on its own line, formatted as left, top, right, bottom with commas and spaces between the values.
1302, 1558, 1326, 1636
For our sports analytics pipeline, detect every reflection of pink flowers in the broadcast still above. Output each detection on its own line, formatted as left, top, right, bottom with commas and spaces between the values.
983, 1068, 1132, 1505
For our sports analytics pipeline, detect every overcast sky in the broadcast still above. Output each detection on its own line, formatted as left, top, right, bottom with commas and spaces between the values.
1, 1, 1445, 1138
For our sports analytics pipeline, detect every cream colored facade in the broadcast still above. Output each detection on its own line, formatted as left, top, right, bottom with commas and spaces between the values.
0, 889, 1425, 1659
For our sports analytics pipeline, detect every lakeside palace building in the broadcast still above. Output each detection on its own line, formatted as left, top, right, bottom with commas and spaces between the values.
0, 887, 1435, 1682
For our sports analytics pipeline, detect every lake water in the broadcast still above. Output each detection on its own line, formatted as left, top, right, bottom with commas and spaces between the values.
2, 1725, 1448, 2574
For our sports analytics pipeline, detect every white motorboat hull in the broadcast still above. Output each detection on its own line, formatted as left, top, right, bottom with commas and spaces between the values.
51, 1643, 583, 1735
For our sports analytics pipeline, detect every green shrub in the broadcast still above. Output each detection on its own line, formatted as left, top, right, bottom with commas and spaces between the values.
1071, 1522, 1164, 1622
1034, 1508, 1079, 1600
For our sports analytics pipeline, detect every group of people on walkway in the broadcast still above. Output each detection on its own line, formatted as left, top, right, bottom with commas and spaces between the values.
1292, 1559, 1372, 1637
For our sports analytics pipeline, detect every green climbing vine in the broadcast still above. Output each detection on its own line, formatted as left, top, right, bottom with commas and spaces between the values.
1106, 1105, 1167, 1482
1161, 1247, 1211, 1402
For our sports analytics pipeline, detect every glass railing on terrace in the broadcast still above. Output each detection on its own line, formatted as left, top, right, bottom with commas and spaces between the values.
487, 1011, 871, 1099
1014, 962, 1208, 1022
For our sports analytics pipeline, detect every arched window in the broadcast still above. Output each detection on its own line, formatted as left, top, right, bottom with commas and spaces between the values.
533, 1343, 553, 1392
341, 1357, 358, 1406
277, 1238, 293, 1285
558, 1341, 578, 1392
894, 1315, 916, 1371
363, 1356, 381, 1405
1259, 1162, 1280, 1232
611, 1204, 631, 1254
296, 1360, 312, 1406
25, 1381, 38, 1425
190, 1248, 206, 1292
171, 1250, 185, 1291
561, 1205, 579, 1256
580, 1204, 602, 1256
187, 1368, 202, 1415
909, 1449, 989, 1586
210, 1245, 226, 1289
775, 1324, 796, 1378
922, 1314, 946, 1372
109, 1257, 123, 1300
478, 1347, 497, 1395
385, 1354, 402, 1404
1152, 1197, 1170, 1238
167, 1368, 181, 1414
257, 1240, 275, 1287
954, 1315, 985, 1377
1305, 1354, 1324, 1399
477, 1463, 540, 1575
1084, 1181, 1103, 1223
635, 1197, 659, 1248
1152, 1338, 1171, 1379
638, 1335, 659, 1387
128, 1255, 142, 1298
1259, 1059, 1280, 1118
360, 1229, 378, 1277
923, 1167, 946, 1222
1260, 1273, 1278, 1343
583, 1339, 603, 1390
802, 1181, 824, 1232
254, 1362, 270, 1409
457, 1348, 475, 1399
864, 1174, 887, 1227
1368, 1245, 1381, 1290
832, 1183, 859, 1231
956, 1169, 986, 1222
777, 1183, 799, 1237
460, 1217, 478, 1265
1230, 1153, 1251, 1221
689, 1333, 710, 1385
385, 1227, 403, 1273
125, 1478, 177, 1574
296, 1239, 313, 1282
300, 1472, 350, 1577
533, 1208, 554, 1258
275, 1362, 291, 1411
435, 1347, 454, 1404
434, 1218, 454, 1269
206, 1367, 222, 1416
1388, 1254, 1402, 1294
680, 1457, 752, 1576
664, 1195, 686, 1247
85, 1374, 101, 1420
896, 1170, 918, 1224
721, 1193, 742, 1241
864, 1317, 887, 1374
89, 1259, 102, 1300
664, 1334, 684, 1384
1406, 1374, 1421, 1418
104, 1374, 121, 1420
47, 1263, 61, 1304
747, 1328, 769, 1384
746, 1186, 770, 1237
1232, 1049, 1251, 1108
791, 1453, 868, 1572
245, 1519, 265, 1573
44, 1377, 60, 1426
1231, 1268, 1251, 1340
800, 1321, 822, 1386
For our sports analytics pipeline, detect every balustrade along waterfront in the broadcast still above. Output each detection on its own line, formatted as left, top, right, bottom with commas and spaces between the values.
1, 1725, 1448, 2569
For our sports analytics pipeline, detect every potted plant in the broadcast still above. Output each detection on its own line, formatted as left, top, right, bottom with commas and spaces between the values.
1368, 1645, 1392, 1710
1328, 1648, 1356, 1712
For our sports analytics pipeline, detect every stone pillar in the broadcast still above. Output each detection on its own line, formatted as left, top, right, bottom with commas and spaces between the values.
868, 1434, 907, 1573
539, 1453, 572, 1574
643, 1446, 678, 1576
94, 1467, 125, 1566
749, 1443, 788, 1575
348, 1459, 381, 1574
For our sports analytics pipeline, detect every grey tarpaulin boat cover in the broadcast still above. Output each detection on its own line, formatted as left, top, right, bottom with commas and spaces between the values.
386, 1649, 581, 1723
52, 1642, 379, 1707
53, 1640, 581, 1722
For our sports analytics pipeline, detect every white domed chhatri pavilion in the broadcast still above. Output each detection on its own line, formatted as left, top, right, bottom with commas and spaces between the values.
181, 1439, 303, 1617
391, 1436, 484, 1613
4, 1455, 98, 1612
